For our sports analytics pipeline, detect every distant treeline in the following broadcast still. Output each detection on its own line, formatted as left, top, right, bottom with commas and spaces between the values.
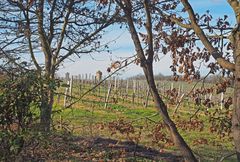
128, 73, 229, 83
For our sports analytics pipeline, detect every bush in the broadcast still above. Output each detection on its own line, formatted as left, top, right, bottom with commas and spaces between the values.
0, 71, 41, 160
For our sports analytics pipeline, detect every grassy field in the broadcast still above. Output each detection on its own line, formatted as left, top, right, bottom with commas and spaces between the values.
40, 79, 237, 161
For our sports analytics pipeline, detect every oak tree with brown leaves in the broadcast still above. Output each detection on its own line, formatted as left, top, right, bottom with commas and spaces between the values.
155, 0, 240, 160
114, 0, 197, 161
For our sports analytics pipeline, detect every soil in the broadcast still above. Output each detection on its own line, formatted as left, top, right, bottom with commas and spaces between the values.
18, 134, 183, 161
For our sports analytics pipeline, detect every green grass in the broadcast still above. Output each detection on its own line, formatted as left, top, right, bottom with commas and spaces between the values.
51, 80, 236, 161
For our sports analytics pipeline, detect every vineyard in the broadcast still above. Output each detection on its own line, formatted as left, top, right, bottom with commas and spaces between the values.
42, 73, 236, 161
59, 73, 233, 111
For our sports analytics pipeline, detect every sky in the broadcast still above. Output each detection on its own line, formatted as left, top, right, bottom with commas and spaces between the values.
57, 0, 235, 79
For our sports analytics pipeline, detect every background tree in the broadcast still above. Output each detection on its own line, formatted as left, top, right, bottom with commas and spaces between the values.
0, 0, 119, 131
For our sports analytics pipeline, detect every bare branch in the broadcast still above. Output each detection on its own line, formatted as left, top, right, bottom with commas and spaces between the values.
0, 48, 29, 71
36, 0, 53, 76
181, 0, 235, 72
54, 0, 74, 64
55, 11, 118, 66
173, 70, 211, 115
143, 0, 154, 63
64, 55, 137, 109
227, 0, 240, 23
115, 0, 147, 66
24, 7, 41, 72
170, 16, 192, 29
219, 152, 236, 162
48, 0, 58, 44
154, 6, 192, 29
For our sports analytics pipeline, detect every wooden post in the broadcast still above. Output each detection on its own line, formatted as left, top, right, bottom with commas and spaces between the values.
163, 82, 165, 95
114, 76, 117, 91
85, 73, 88, 82
220, 92, 224, 109
70, 76, 73, 97
178, 85, 181, 98
116, 77, 120, 102
144, 87, 150, 108
181, 84, 183, 94
119, 79, 122, 98
104, 80, 107, 102
209, 93, 212, 100
133, 80, 136, 94
64, 80, 70, 107
104, 83, 112, 109
78, 74, 81, 96
126, 79, 129, 100
92, 75, 95, 84
91, 75, 96, 94
89, 73, 91, 81
65, 72, 70, 81
137, 81, 140, 104
132, 80, 136, 104
79, 74, 81, 83
132, 92, 135, 104
98, 81, 101, 97
82, 74, 84, 83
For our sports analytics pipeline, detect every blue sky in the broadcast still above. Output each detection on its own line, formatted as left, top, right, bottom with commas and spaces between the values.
57, 0, 235, 78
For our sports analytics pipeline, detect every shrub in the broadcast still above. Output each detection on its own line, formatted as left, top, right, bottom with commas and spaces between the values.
0, 71, 41, 160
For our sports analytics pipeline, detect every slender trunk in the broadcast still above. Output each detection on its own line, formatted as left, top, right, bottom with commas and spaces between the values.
40, 67, 55, 132
40, 89, 54, 132
116, 1, 196, 160
142, 63, 197, 162
233, 78, 240, 160
232, 30, 240, 160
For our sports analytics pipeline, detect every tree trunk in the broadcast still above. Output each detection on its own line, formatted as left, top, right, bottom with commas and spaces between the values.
142, 63, 197, 162
232, 30, 240, 161
116, 1, 197, 160
39, 67, 55, 132
40, 89, 54, 132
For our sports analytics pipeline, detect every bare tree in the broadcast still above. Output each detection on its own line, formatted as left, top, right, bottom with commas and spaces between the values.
0, 0, 119, 131
115, 1, 197, 161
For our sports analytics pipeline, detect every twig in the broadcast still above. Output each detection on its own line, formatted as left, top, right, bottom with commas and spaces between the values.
129, 113, 159, 124
219, 152, 236, 162
190, 106, 201, 121
64, 56, 137, 109
173, 93, 185, 115
173, 71, 211, 115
